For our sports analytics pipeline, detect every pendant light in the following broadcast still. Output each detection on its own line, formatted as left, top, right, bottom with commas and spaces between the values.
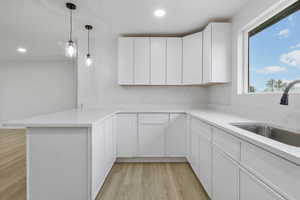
85, 25, 93, 67
65, 3, 77, 58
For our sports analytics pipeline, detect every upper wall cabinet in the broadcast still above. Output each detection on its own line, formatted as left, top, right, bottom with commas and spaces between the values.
118, 37, 150, 85
118, 37, 183, 85
134, 38, 151, 85
203, 23, 231, 84
118, 22, 231, 86
182, 32, 203, 84
118, 38, 134, 85
150, 38, 167, 85
166, 38, 183, 85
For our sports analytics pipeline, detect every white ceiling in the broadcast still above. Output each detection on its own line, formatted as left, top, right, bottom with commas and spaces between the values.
0, 0, 249, 61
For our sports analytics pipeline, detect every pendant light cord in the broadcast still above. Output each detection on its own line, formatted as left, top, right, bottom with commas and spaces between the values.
70, 9, 73, 41
88, 30, 90, 54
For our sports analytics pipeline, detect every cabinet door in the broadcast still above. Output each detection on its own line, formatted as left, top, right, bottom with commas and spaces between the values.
198, 135, 212, 197
92, 122, 106, 199
203, 24, 212, 84
166, 38, 182, 85
190, 131, 200, 176
118, 38, 134, 84
212, 147, 239, 200
139, 124, 165, 156
165, 114, 186, 156
182, 32, 203, 84
203, 23, 231, 83
186, 115, 192, 163
116, 114, 138, 157
151, 38, 166, 85
105, 117, 115, 167
134, 38, 150, 84
240, 169, 285, 200
211, 23, 231, 83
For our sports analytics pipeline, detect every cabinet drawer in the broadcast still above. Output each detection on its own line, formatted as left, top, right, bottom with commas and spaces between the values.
191, 118, 212, 141
241, 142, 300, 200
139, 113, 169, 124
213, 128, 240, 161
240, 168, 285, 200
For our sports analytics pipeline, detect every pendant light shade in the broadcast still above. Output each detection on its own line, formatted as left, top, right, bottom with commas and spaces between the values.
85, 25, 93, 67
86, 54, 92, 67
65, 40, 76, 58
65, 3, 77, 58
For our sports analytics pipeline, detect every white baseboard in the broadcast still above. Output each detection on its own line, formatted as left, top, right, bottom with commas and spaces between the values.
116, 157, 187, 163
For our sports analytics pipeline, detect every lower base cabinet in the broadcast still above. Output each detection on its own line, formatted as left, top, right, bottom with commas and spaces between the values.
92, 122, 106, 199
116, 114, 138, 157
189, 118, 212, 197
117, 113, 187, 157
190, 130, 200, 175
212, 147, 239, 200
240, 169, 285, 200
165, 114, 187, 156
139, 124, 165, 156
116, 113, 298, 200
198, 135, 212, 197
92, 116, 117, 199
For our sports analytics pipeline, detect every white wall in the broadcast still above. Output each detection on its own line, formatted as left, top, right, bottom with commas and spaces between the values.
0, 60, 77, 122
208, 0, 300, 129
77, 36, 208, 110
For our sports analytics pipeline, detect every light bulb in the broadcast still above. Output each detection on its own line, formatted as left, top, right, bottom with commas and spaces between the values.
17, 47, 27, 53
154, 9, 166, 18
65, 40, 76, 58
85, 54, 92, 67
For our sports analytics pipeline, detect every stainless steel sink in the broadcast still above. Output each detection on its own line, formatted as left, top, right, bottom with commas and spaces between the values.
230, 122, 300, 147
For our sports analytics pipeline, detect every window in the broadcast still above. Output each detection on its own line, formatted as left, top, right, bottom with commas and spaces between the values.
247, 1, 300, 93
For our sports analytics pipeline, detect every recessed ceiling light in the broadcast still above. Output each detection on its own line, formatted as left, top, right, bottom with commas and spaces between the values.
154, 9, 166, 18
17, 47, 27, 53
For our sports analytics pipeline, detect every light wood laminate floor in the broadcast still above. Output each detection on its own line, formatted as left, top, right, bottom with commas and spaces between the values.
0, 129, 26, 200
97, 163, 209, 200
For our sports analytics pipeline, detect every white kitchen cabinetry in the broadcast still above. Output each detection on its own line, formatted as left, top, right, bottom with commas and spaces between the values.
189, 117, 212, 197
182, 32, 203, 84
134, 37, 150, 84
117, 112, 187, 158
104, 117, 115, 169
118, 38, 134, 84
165, 113, 187, 156
25, 114, 117, 200
150, 38, 167, 85
138, 113, 169, 156
116, 113, 138, 157
166, 38, 182, 85
118, 23, 231, 85
190, 130, 200, 175
92, 122, 106, 199
198, 134, 212, 196
241, 142, 300, 200
92, 115, 116, 199
203, 22, 231, 84
240, 169, 285, 200
212, 146, 239, 200
188, 117, 298, 200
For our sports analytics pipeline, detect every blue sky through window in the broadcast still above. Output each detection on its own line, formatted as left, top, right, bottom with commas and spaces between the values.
249, 8, 300, 92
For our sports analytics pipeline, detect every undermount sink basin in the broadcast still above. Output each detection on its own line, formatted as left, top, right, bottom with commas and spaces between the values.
230, 122, 300, 147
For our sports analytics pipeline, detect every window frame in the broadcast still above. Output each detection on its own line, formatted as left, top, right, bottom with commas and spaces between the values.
240, 0, 299, 94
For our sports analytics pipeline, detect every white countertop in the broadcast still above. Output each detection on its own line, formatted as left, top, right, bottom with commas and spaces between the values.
4, 108, 300, 165
3, 109, 117, 128
2, 108, 186, 128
